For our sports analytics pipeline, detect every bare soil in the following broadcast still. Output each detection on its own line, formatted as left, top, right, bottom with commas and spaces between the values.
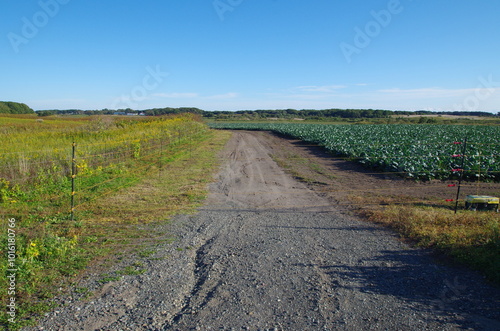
26, 130, 500, 331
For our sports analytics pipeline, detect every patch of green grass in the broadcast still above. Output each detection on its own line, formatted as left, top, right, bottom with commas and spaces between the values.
74, 287, 93, 300
4, 301, 57, 330
117, 265, 146, 276
75, 287, 90, 294
98, 274, 122, 284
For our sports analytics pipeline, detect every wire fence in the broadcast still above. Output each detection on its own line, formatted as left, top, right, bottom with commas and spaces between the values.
0, 126, 205, 220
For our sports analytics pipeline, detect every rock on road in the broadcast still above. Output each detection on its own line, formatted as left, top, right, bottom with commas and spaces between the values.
28, 131, 500, 330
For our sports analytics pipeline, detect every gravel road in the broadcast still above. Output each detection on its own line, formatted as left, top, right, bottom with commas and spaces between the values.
27, 131, 500, 330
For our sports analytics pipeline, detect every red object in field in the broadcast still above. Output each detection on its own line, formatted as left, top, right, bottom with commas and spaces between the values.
452, 154, 463, 158
451, 168, 463, 172
448, 184, 456, 187
446, 199, 454, 202
453, 142, 462, 145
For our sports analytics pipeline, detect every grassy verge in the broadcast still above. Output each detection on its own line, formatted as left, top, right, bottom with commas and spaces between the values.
0, 127, 231, 329
356, 198, 500, 284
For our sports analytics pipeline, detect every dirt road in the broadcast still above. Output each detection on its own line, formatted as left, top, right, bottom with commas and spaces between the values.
28, 131, 500, 330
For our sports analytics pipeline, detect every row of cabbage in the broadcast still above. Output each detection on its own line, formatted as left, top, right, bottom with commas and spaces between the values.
209, 122, 500, 180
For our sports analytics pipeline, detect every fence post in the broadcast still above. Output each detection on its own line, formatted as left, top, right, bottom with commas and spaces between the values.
454, 138, 468, 214
189, 133, 192, 159
159, 135, 164, 179
71, 142, 76, 221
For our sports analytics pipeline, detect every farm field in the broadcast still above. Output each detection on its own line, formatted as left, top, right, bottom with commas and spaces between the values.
209, 122, 500, 181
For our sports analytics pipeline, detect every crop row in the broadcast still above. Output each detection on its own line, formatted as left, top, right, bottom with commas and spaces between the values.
209, 122, 500, 180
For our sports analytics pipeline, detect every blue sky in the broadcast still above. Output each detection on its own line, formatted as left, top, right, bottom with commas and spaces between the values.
1, 0, 499, 112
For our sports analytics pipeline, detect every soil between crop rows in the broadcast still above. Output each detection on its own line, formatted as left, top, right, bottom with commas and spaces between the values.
26, 131, 500, 331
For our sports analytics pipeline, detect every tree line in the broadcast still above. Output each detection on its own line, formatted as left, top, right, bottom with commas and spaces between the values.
35, 107, 205, 117
0, 101, 34, 114
3, 101, 498, 119
203, 109, 499, 120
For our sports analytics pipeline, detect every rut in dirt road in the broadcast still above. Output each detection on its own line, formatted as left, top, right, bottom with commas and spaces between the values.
26, 131, 500, 331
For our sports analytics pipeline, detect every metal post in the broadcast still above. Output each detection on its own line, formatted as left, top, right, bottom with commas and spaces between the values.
71, 142, 76, 221
454, 138, 468, 214
476, 150, 481, 195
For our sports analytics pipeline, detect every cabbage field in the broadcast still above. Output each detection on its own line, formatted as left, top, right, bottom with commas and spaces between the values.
209, 123, 500, 181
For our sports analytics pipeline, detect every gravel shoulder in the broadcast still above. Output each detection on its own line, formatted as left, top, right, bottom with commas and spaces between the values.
26, 131, 500, 331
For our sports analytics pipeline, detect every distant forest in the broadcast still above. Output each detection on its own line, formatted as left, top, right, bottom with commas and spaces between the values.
34, 107, 499, 120
0, 101, 34, 114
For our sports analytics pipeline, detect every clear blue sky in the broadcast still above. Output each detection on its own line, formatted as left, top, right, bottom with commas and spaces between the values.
1, 0, 499, 112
